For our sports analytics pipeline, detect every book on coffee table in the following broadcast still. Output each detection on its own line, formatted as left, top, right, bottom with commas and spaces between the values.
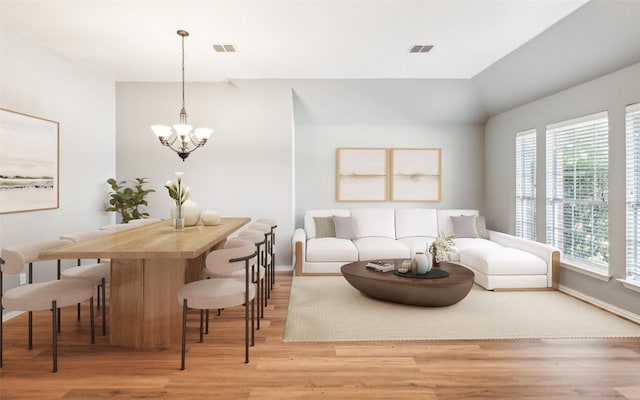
366, 260, 395, 272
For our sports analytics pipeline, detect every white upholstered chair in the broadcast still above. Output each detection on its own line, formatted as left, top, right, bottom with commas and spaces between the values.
236, 229, 268, 323
246, 222, 274, 300
256, 218, 277, 289
1, 240, 95, 372
177, 239, 257, 369
59, 230, 112, 336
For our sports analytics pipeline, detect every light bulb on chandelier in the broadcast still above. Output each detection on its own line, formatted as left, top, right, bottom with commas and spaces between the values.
151, 30, 213, 161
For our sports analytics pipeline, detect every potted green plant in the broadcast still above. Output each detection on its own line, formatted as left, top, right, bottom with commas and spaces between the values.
105, 177, 155, 223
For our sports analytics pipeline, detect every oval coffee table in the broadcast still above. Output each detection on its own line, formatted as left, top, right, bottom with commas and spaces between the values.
341, 260, 474, 307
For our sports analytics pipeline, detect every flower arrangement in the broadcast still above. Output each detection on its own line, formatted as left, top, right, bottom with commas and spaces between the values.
429, 232, 455, 263
165, 172, 190, 220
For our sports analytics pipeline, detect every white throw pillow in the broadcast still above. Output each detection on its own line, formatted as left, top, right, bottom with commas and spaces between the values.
451, 215, 479, 238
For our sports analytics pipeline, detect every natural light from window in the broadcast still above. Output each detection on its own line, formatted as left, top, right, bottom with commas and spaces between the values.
515, 129, 536, 241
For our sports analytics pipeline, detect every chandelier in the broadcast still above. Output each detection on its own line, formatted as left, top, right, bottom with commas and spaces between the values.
151, 30, 212, 161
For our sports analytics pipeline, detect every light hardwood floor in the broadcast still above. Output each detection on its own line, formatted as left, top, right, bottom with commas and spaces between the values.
1, 271, 639, 399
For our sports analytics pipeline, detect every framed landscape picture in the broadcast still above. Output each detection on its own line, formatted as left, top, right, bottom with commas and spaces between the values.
390, 148, 441, 202
336, 148, 388, 201
0, 108, 59, 214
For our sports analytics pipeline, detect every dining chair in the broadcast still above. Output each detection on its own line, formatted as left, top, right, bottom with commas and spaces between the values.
59, 230, 112, 336
1, 240, 95, 372
236, 229, 268, 322
177, 239, 257, 369
99, 221, 143, 233
256, 218, 277, 290
246, 222, 273, 300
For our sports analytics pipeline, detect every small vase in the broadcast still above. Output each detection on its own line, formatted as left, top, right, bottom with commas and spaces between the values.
173, 217, 185, 231
414, 252, 430, 274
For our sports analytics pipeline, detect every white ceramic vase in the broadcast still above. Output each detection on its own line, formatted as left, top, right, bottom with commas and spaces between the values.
414, 252, 431, 274
201, 210, 221, 226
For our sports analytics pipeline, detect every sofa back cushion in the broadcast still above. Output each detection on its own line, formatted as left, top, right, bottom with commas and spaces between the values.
395, 209, 438, 239
304, 209, 351, 239
352, 208, 396, 239
437, 209, 479, 236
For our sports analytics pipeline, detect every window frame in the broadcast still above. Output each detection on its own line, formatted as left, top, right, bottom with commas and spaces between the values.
545, 111, 609, 273
515, 129, 537, 241
626, 103, 640, 280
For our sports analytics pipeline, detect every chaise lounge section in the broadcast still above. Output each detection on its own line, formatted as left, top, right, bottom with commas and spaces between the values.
292, 208, 560, 290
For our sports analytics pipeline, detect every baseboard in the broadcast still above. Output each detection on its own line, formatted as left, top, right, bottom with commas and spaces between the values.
559, 285, 640, 325
2, 310, 23, 322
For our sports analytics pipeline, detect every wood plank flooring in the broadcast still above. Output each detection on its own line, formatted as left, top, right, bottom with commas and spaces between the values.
1, 271, 639, 399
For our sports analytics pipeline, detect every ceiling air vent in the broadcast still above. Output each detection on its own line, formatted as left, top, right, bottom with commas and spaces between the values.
410, 45, 433, 53
213, 44, 236, 53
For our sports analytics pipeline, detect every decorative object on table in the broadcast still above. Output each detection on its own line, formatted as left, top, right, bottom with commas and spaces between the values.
390, 148, 441, 202
397, 259, 411, 274
150, 30, 213, 161
165, 172, 189, 230
429, 232, 455, 266
201, 210, 221, 226
365, 260, 395, 273
105, 177, 155, 223
0, 108, 59, 214
413, 251, 431, 274
181, 199, 201, 226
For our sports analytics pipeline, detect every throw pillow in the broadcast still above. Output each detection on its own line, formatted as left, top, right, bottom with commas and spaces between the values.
333, 215, 357, 240
313, 216, 336, 238
475, 216, 490, 239
450, 215, 479, 238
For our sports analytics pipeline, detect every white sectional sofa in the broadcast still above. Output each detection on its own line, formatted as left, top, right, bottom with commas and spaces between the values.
292, 208, 560, 290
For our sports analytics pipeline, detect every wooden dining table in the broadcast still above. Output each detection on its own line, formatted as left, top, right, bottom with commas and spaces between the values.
40, 217, 250, 350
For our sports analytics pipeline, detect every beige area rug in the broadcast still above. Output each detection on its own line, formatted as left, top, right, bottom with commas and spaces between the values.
283, 276, 640, 342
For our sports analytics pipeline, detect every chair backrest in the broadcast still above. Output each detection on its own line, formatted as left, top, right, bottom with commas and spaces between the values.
132, 218, 163, 226
100, 221, 143, 233
237, 229, 266, 246
256, 218, 277, 228
246, 223, 270, 235
60, 230, 111, 243
1, 239, 71, 275
205, 239, 256, 275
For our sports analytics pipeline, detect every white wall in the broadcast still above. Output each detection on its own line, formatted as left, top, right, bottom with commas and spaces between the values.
294, 123, 485, 227
485, 62, 640, 315
0, 24, 116, 295
115, 81, 294, 267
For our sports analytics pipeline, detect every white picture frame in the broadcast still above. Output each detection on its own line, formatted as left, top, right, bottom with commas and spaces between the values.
336, 148, 388, 202
390, 148, 441, 202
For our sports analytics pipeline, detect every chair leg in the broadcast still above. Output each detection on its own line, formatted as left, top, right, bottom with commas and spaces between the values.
181, 299, 187, 370
101, 278, 106, 336
199, 310, 204, 343
51, 300, 57, 373
77, 303, 81, 321
90, 296, 95, 344
205, 309, 209, 334
28, 311, 33, 350
57, 308, 61, 333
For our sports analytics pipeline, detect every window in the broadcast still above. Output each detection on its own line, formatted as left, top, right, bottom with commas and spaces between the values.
627, 103, 640, 280
546, 112, 609, 272
515, 129, 536, 241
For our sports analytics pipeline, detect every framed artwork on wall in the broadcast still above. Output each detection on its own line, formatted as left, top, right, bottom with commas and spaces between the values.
336, 148, 388, 201
0, 108, 59, 214
390, 148, 441, 202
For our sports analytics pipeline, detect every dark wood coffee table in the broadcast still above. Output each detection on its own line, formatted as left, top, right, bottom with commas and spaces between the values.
341, 260, 474, 307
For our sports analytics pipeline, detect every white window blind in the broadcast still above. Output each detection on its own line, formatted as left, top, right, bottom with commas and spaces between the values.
515, 129, 536, 241
626, 103, 640, 279
546, 111, 609, 272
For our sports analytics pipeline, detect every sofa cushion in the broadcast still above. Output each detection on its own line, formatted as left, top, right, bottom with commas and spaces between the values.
460, 246, 547, 275
354, 237, 410, 261
475, 216, 490, 239
436, 209, 479, 236
306, 238, 359, 262
395, 209, 438, 239
313, 216, 336, 238
451, 215, 479, 238
333, 215, 357, 239
352, 208, 396, 238
304, 209, 350, 239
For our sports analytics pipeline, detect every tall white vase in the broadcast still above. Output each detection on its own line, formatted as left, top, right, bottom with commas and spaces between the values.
170, 199, 201, 226
414, 252, 431, 274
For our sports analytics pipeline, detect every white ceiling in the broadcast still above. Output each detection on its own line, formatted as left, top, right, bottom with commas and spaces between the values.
0, 0, 588, 82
